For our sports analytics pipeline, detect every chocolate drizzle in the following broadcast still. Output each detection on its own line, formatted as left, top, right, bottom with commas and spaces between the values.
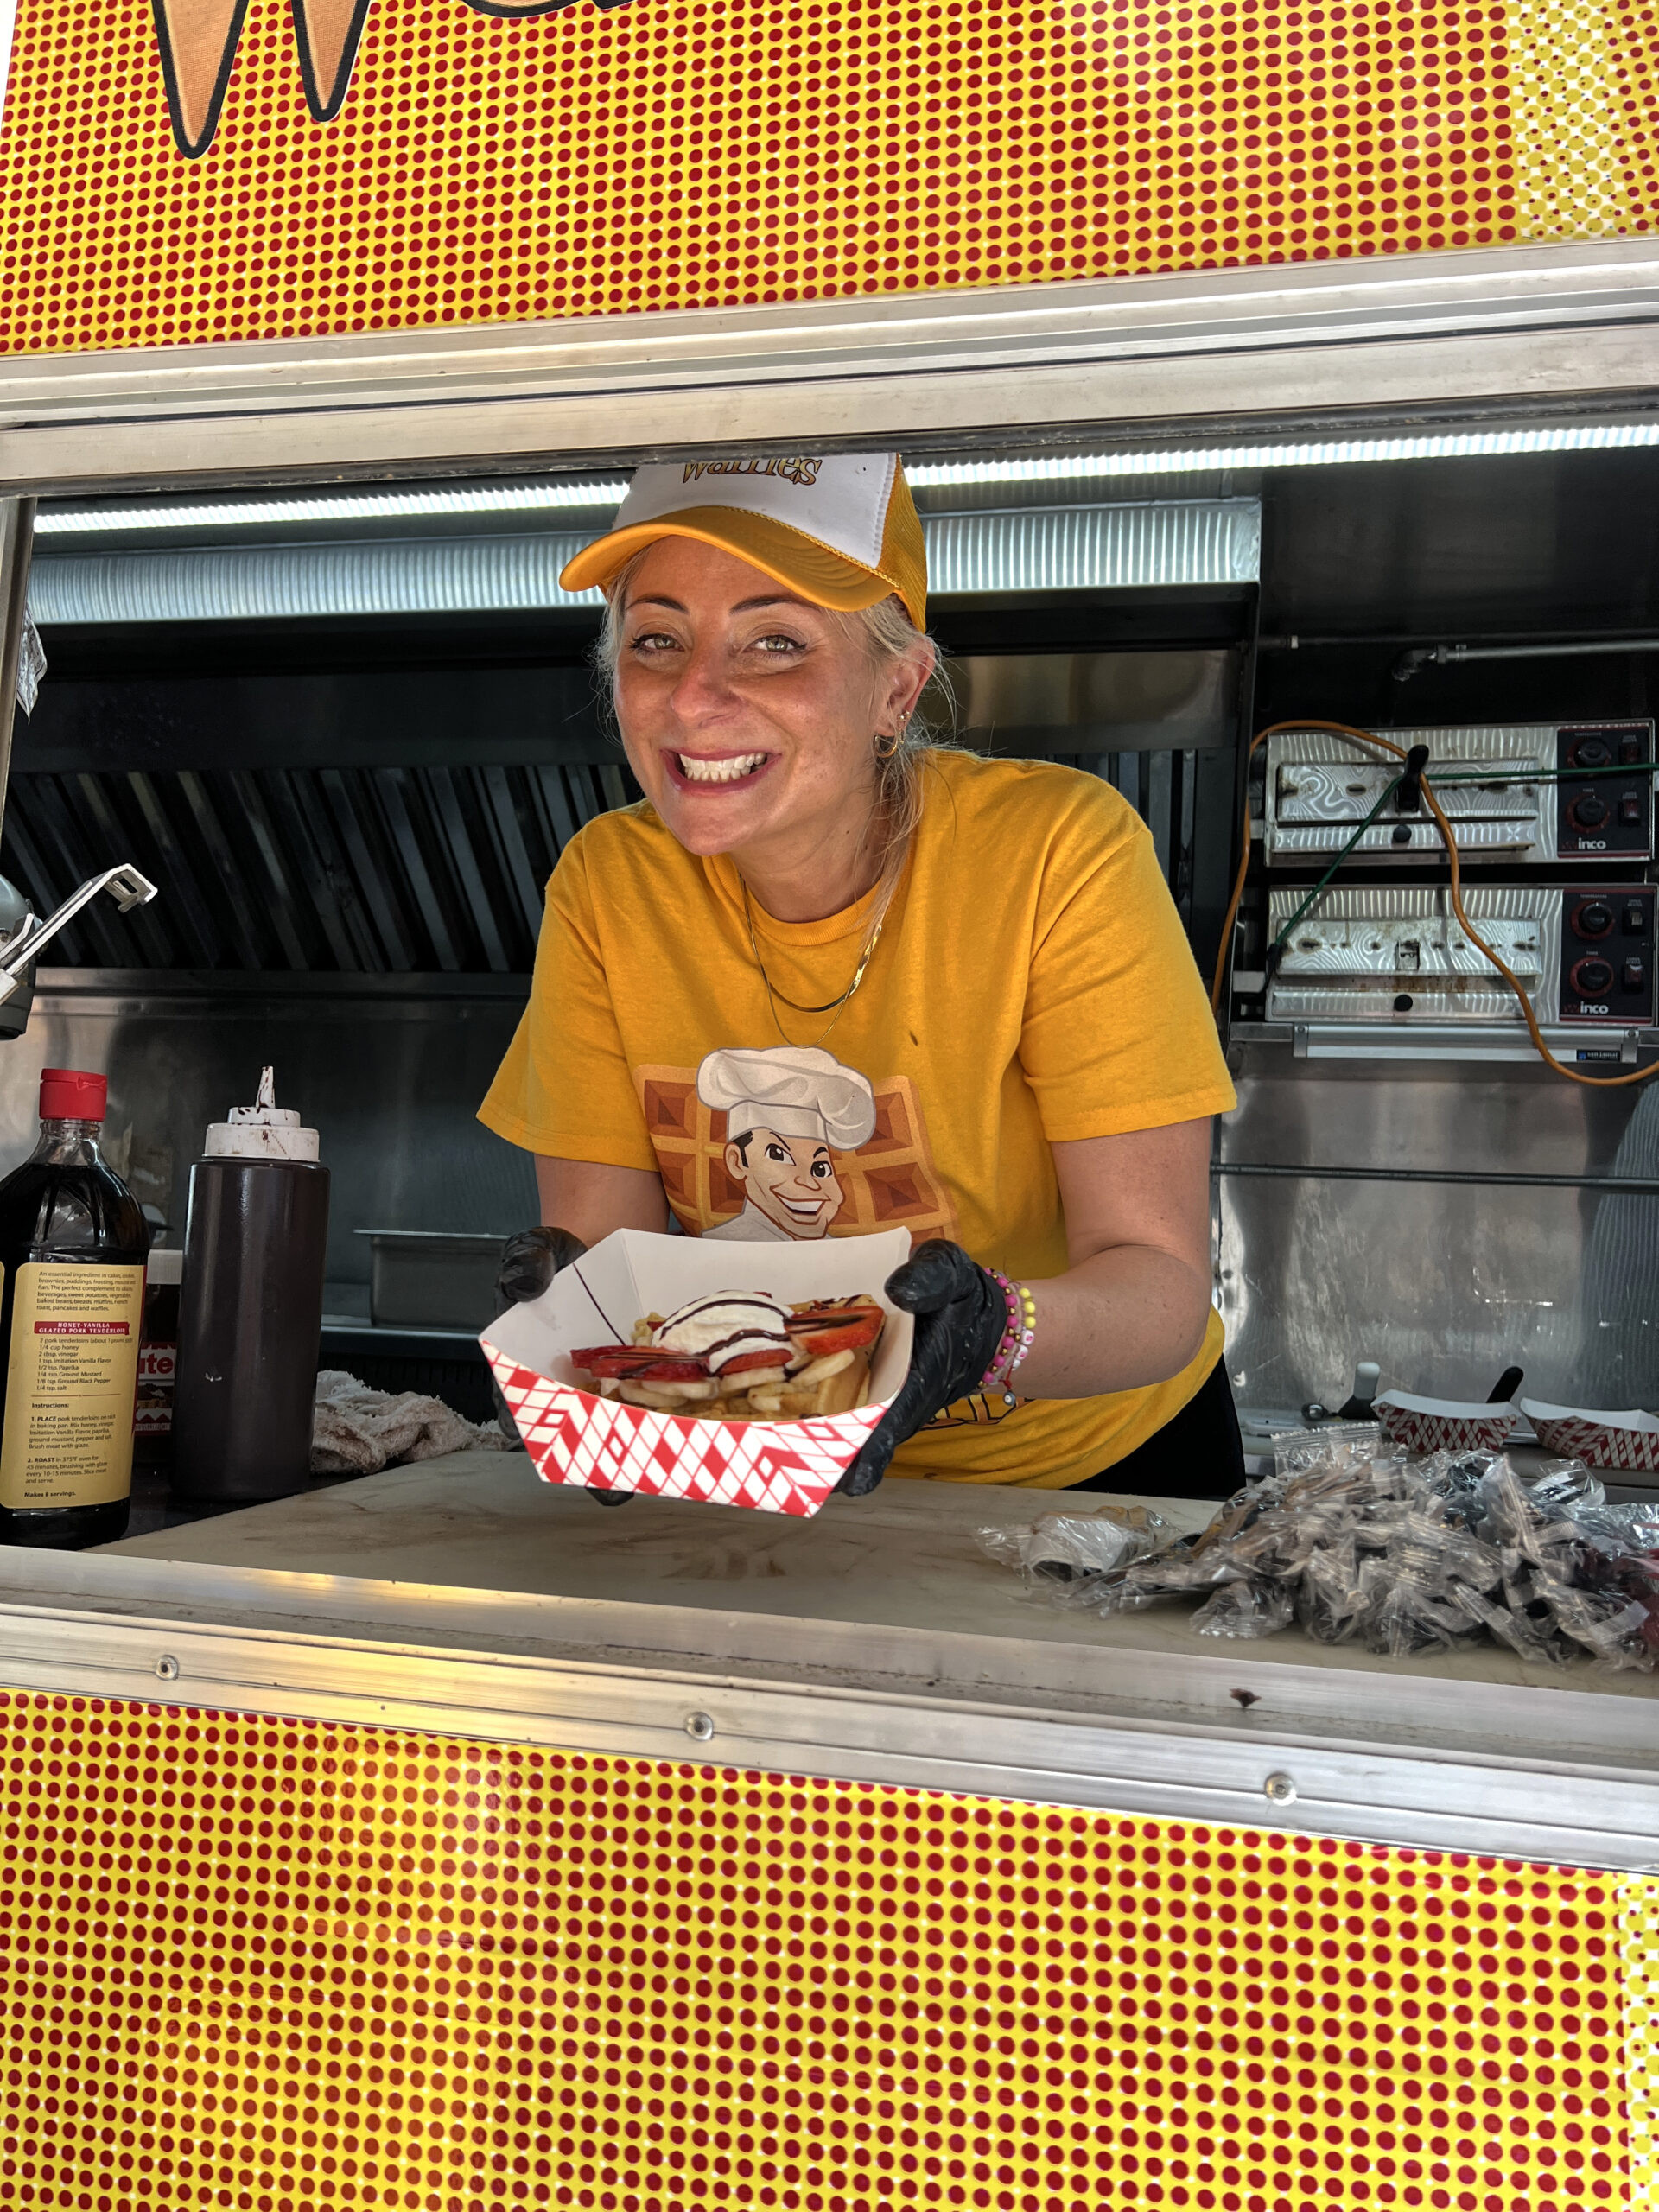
699, 1328, 795, 1375
656, 1292, 789, 1331
650, 1291, 797, 1375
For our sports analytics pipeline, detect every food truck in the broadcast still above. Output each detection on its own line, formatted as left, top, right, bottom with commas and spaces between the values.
3, 0, 1659, 2202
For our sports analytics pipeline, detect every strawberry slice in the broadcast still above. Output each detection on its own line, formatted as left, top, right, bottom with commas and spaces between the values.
785, 1300, 885, 1357
716, 1348, 794, 1376
570, 1346, 709, 1382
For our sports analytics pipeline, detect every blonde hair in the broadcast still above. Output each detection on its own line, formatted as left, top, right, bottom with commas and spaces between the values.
594, 554, 952, 894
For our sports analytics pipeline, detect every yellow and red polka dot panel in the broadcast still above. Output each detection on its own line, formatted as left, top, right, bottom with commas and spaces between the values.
0, 1687, 1652, 2210
0, 0, 1656, 355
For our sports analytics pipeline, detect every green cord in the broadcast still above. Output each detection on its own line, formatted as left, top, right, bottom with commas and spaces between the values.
1266, 772, 1405, 972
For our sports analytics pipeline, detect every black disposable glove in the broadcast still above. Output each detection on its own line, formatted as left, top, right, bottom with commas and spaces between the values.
836, 1238, 1008, 1498
495, 1224, 587, 1308
492, 1225, 630, 1508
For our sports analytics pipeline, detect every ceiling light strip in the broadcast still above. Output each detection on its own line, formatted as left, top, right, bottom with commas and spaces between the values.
33, 419, 1659, 537
907, 422, 1659, 486
35, 480, 632, 535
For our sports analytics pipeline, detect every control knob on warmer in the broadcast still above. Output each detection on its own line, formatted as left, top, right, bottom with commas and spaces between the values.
1573, 737, 1613, 769
1569, 791, 1610, 830
1570, 957, 1616, 997
1572, 899, 1616, 938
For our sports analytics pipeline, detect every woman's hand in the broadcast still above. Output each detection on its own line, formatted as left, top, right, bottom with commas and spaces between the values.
837, 1241, 1006, 1497
493, 1223, 628, 1510
513, 1164, 669, 1510
495, 1224, 588, 1306
837, 1120, 1216, 1497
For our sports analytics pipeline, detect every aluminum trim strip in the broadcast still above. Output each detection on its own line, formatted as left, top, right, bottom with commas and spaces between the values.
2, 239, 1658, 489
24, 499, 1260, 620
0, 1597, 1653, 1869
1281, 1019, 1656, 1059
6, 240, 1659, 417
8, 333, 1659, 495
3, 1541, 1658, 1757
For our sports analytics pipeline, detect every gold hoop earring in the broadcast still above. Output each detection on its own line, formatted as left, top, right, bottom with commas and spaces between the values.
873, 729, 901, 761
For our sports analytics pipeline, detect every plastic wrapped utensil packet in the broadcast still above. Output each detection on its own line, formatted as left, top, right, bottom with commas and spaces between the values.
1522, 1459, 1606, 1517
976, 1505, 1170, 1599
975, 1436, 1659, 1675
1273, 1424, 1394, 1478
1191, 1580, 1295, 1638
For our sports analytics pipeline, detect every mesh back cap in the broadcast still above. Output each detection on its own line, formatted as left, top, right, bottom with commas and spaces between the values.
560, 453, 927, 629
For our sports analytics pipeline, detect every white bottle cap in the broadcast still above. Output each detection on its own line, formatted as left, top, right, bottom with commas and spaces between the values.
145, 1247, 184, 1286
203, 1066, 321, 1163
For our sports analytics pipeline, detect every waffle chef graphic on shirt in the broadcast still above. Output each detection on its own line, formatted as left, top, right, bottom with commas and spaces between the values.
696, 1047, 876, 1243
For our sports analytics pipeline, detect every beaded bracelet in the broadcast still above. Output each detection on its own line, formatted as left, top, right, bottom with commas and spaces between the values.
979, 1268, 1038, 1402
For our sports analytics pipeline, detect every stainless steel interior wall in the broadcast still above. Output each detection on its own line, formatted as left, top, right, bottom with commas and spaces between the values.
1217, 1051, 1658, 1412
3, 978, 1648, 1414
0, 974, 537, 1287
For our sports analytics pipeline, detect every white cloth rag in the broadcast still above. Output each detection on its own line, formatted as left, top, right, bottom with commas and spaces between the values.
312, 1369, 513, 1476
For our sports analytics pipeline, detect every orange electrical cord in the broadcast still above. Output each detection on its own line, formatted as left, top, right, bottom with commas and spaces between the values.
1211, 718, 1659, 1089
1210, 721, 1284, 1017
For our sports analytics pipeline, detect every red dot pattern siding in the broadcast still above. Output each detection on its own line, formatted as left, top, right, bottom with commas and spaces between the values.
0, 1688, 1634, 2209
0, 0, 1654, 353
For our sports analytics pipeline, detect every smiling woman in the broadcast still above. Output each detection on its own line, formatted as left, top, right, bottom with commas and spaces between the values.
593, 535, 934, 931
478, 454, 1241, 1501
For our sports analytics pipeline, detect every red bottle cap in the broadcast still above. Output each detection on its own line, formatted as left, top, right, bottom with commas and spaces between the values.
40, 1068, 107, 1122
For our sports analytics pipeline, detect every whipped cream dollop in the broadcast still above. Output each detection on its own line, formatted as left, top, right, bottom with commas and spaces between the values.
651, 1291, 796, 1375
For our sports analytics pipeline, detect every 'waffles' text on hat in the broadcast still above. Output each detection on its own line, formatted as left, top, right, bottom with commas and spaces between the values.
561, 452, 928, 630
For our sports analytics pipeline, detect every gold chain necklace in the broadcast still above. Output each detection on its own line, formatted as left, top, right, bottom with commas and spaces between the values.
743, 874, 897, 1049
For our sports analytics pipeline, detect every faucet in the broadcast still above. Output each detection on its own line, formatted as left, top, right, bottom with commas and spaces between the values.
0, 864, 159, 1003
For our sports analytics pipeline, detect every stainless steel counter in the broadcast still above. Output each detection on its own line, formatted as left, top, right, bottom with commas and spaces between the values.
0, 1449, 1637, 1868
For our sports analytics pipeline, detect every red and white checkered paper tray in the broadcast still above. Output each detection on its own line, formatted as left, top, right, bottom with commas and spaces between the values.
1375, 1389, 1518, 1455
480, 1227, 914, 1517
1520, 1399, 1659, 1474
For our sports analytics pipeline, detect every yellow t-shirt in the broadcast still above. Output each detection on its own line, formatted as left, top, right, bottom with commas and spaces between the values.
479, 749, 1237, 1488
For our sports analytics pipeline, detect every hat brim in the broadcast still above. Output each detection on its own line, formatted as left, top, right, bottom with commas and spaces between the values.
560, 506, 923, 627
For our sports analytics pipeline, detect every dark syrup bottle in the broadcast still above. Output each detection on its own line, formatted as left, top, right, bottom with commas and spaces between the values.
0, 1068, 149, 1548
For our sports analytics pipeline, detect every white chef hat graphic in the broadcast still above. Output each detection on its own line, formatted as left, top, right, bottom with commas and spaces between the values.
697, 1046, 877, 1151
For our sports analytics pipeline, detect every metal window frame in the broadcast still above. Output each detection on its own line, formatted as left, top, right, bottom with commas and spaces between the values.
0, 1546, 1652, 1870
2, 239, 1658, 495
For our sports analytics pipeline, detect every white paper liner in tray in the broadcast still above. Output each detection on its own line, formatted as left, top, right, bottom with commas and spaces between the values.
1519, 1398, 1659, 1473
481, 1227, 914, 1516
1375, 1389, 1517, 1455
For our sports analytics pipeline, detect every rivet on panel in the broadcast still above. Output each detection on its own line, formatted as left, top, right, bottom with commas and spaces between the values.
154, 1654, 181, 1681
1263, 1770, 1298, 1804
684, 1712, 715, 1742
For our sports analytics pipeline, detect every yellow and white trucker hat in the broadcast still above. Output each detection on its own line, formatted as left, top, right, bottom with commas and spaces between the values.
559, 453, 927, 630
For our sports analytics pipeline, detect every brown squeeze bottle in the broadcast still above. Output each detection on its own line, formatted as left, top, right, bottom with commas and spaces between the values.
173, 1067, 329, 1503
0, 1067, 149, 1548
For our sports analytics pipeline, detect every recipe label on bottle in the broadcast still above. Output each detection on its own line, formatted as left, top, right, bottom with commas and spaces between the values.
0, 1263, 145, 1509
